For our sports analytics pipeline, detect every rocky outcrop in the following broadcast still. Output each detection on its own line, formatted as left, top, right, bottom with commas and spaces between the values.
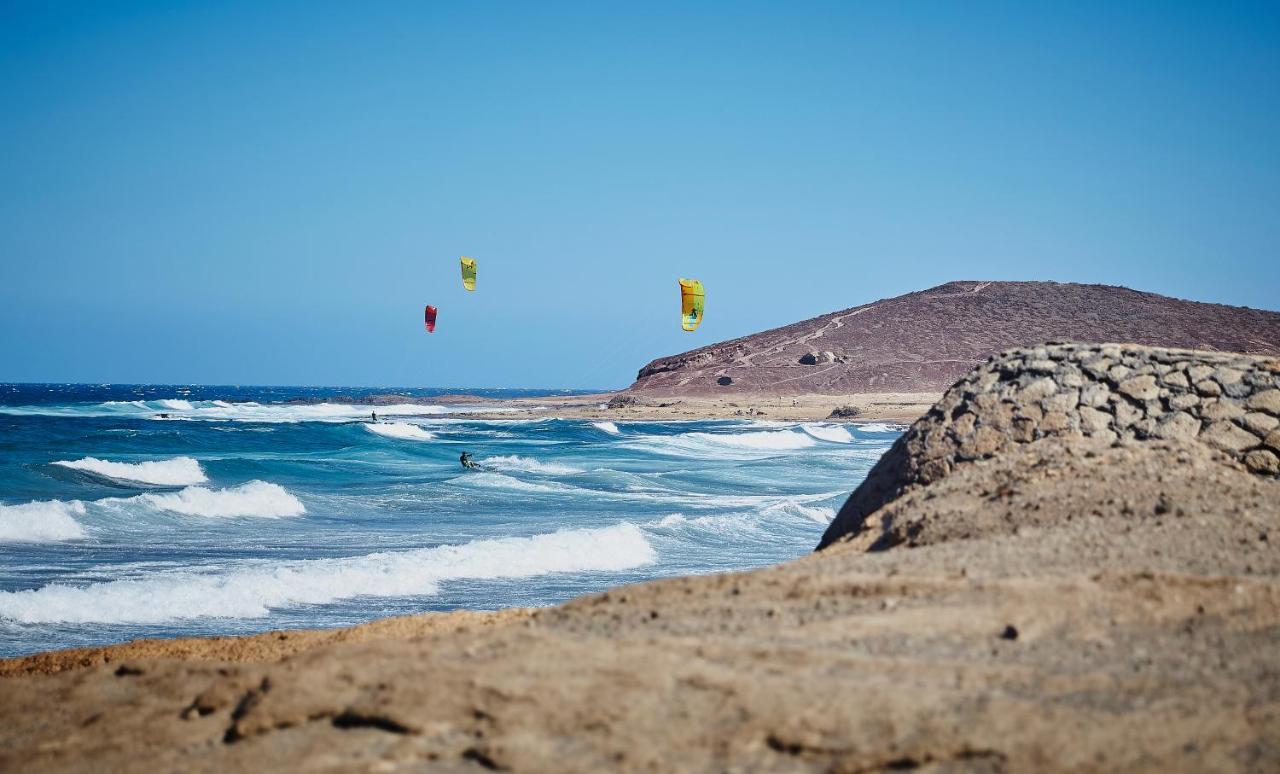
818, 343, 1280, 549
630, 281, 1280, 396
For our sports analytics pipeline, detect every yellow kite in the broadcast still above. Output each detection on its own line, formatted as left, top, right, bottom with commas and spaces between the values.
679, 278, 704, 332
460, 256, 477, 291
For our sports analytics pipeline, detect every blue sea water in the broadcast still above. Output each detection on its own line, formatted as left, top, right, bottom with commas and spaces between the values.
0, 384, 900, 658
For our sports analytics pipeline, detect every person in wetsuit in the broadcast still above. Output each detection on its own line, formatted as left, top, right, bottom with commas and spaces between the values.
460, 451, 479, 469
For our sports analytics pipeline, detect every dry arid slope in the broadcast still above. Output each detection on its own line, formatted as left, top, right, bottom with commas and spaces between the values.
629, 281, 1280, 396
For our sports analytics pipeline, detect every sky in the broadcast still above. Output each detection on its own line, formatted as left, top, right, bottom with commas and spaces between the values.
1, 1, 1277, 388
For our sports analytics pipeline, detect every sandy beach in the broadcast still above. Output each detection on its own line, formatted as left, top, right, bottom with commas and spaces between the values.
457, 391, 940, 423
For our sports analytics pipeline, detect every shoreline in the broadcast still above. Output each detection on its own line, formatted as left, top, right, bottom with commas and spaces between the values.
454, 390, 940, 423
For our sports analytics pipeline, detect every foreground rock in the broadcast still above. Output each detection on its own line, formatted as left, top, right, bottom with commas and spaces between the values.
3, 345, 1279, 772
821, 343, 1280, 549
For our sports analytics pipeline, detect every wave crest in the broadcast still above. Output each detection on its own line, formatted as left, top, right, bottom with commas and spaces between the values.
136, 481, 305, 518
53, 456, 207, 486
0, 523, 654, 624
0, 500, 88, 543
483, 455, 582, 475
363, 422, 436, 441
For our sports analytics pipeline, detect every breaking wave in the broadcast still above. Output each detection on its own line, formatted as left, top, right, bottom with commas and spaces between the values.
0, 523, 655, 624
52, 456, 208, 486
133, 481, 305, 519
483, 455, 582, 475
853, 422, 905, 433
0, 500, 88, 543
0, 400, 452, 423
592, 421, 621, 435
450, 471, 572, 494
800, 423, 854, 443
363, 422, 436, 442
623, 428, 819, 458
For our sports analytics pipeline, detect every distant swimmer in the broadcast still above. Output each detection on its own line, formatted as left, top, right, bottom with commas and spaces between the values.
460, 451, 479, 470
371, 411, 378, 423
157, 413, 170, 419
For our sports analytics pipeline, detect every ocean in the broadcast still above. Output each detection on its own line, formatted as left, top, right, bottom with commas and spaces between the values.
0, 384, 900, 658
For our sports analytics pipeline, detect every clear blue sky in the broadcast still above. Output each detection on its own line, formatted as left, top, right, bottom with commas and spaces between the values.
2, 1, 1277, 388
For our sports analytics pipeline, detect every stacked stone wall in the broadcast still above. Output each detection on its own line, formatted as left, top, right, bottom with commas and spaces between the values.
818, 342, 1280, 549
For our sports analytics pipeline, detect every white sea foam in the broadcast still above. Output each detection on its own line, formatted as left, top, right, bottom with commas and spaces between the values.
452, 471, 572, 494
761, 500, 836, 524
483, 455, 582, 475
363, 422, 436, 442
800, 423, 854, 444
0, 500, 88, 543
854, 422, 905, 433
0, 400, 453, 423
0, 523, 654, 624
134, 481, 305, 518
625, 429, 817, 458
53, 456, 208, 486
592, 421, 621, 435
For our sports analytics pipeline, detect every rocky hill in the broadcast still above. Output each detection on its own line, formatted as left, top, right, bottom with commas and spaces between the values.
628, 281, 1280, 396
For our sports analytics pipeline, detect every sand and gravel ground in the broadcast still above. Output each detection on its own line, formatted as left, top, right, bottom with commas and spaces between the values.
461, 391, 939, 423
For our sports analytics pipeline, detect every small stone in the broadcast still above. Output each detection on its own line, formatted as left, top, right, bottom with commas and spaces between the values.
1011, 417, 1037, 443
1040, 411, 1072, 433
1043, 389, 1080, 413
951, 412, 977, 438
1244, 450, 1279, 476
1187, 364, 1214, 382
1247, 389, 1280, 415
1200, 421, 1261, 454
1213, 367, 1244, 386
1265, 430, 1280, 453
1059, 369, 1085, 388
1242, 412, 1280, 436
1080, 383, 1111, 408
1021, 378, 1058, 401
1196, 380, 1223, 397
1113, 401, 1142, 428
958, 425, 1006, 459
1082, 358, 1113, 379
1223, 380, 1253, 399
1109, 364, 1132, 381
1153, 411, 1200, 440
999, 625, 1019, 641
1201, 399, 1245, 422
1160, 371, 1190, 390
1077, 406, 1112, 435
1169, 393, 1200, 411
1118, 375, 1159, 401
1015, 402, 1044, 423
918, 458, 950, 484
1026, 359, 1057, 373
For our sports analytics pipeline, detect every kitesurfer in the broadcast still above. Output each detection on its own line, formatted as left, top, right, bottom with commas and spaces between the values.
371, 411, 378, 423
460, 451, 479, 470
